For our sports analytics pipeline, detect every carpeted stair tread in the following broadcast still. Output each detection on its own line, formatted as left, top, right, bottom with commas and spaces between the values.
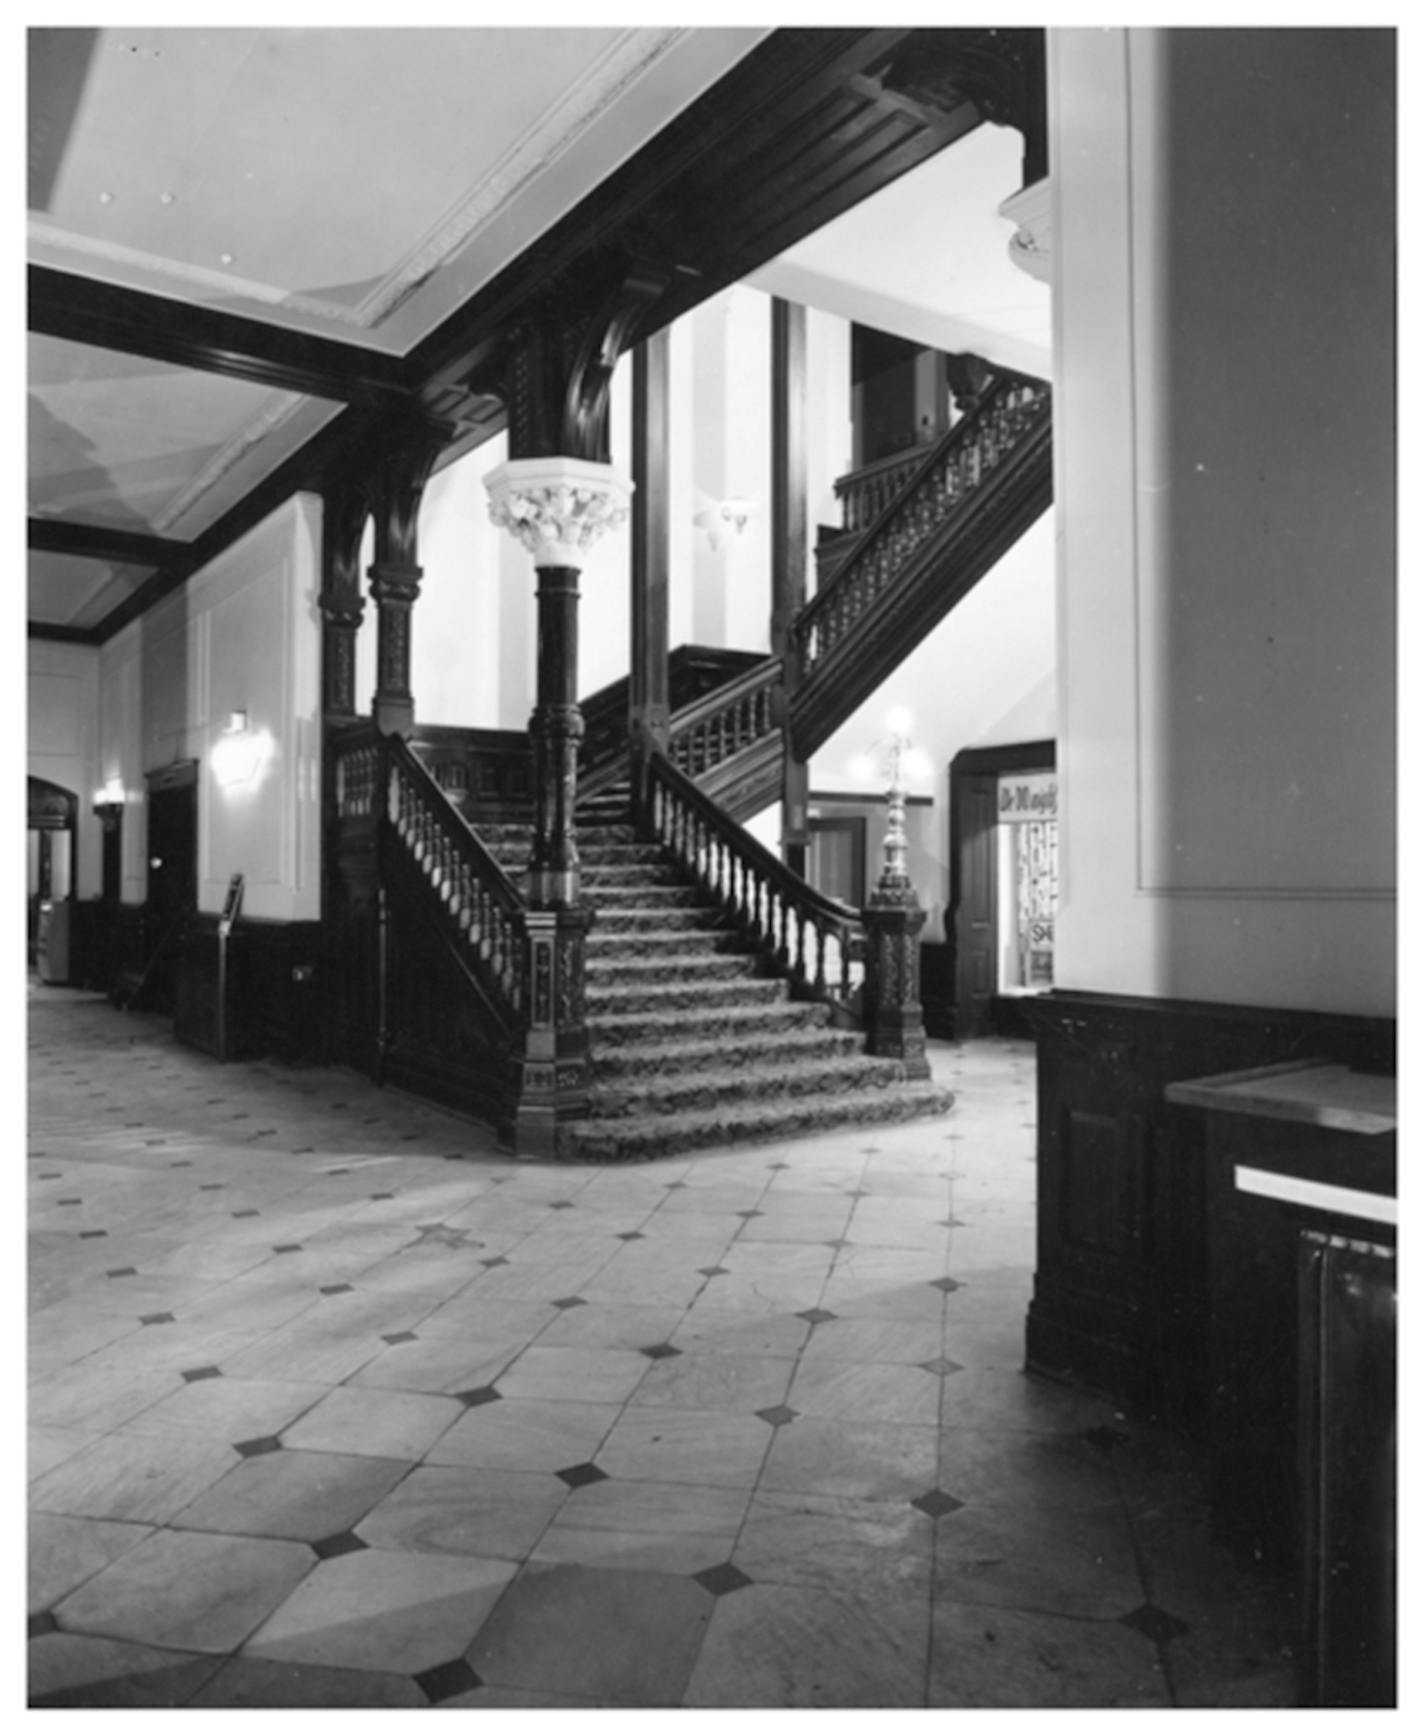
556, 1081, 955, 1163
587, 952, 764, 985
587, 1000, 832, 1046
590, 1023, 863, 1080
585, 1052, 913, 1120
588, 977, 786, 1017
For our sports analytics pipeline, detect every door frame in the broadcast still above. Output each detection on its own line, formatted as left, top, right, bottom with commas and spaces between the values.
949, 738, 1055, 1038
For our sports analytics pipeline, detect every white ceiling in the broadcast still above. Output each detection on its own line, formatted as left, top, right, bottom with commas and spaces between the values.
750, 123, 1051, 380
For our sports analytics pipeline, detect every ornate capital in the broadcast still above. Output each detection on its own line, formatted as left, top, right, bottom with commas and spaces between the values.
485, 456, 633, 569
999, 178, 1052, 284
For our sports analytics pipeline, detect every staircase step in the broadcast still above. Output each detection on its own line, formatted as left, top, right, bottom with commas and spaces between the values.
555, 1081, 955, 1163
585, 929, 749, 960
590, 884, 704, 909
586, 1052, 912, 1120
588, 1000, 830, 1047
586, 952, 762, 986
594, 907, 731, 935
591, 1022, 861, 1081
580, 862, 685, 887
587, 977, 787, 1017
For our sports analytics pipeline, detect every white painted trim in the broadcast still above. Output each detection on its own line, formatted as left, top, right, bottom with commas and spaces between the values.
1234, 1165, 1396, 1227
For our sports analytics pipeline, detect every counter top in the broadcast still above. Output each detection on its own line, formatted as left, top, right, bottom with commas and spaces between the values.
1164, 1060, 1396, 1136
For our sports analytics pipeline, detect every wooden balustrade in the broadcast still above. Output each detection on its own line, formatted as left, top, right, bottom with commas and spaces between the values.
645, 751, 864, 1018
835, 447, 928, 534
383, 734, 526, 1022
797, 373, 1051, 681
669, 656, 780, 780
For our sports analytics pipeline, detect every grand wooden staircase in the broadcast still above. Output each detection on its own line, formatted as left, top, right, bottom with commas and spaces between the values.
325, 363, 1050, 1159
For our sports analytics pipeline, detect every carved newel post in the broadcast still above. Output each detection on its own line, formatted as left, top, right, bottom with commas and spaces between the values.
485, 454, 634, 1157
861, 731, 930, 1079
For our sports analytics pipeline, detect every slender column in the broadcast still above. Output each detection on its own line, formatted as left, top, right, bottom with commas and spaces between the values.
367, 426, 446, 737
485, 454, 633, 1156
318, 482, 369, 721
630, 330, 671, 820
771, 297, 811, 874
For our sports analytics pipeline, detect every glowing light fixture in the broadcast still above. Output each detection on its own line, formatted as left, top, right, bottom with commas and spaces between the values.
855, 708, 933, 892
693, 496, 757, 552
211, 710, 273, 789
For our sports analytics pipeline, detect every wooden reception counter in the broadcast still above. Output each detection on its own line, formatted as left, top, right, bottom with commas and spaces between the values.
1164, 1060, 1396, 1708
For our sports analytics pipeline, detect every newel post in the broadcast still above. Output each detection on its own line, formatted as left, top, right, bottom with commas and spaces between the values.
861, 774, 930, 1078
485, 454, 634, 1157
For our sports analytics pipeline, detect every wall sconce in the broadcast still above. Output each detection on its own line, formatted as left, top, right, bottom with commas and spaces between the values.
211, 710, 273, 790
692, 496, 757, 553
92, 777, 126, 810
851, 707, 933, 892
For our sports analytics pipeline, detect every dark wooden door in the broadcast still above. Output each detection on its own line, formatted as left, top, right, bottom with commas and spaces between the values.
142, 777, 197, 1013
951, 772, 998, 1037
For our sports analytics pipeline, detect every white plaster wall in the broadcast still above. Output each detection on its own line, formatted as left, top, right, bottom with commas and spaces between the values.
810, 513, 1057, 941
1050, 28, 1395, 1017
28, 640, 102, 900
93, 494, 323, 921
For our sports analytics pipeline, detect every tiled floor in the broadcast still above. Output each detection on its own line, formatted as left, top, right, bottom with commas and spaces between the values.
27, 984, 1299, 1708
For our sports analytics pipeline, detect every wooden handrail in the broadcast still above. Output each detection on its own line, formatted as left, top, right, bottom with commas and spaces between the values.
382, 732, 527, 1025
796, 371, 1051, 680
669, 655, 780, 780
644, 750, 864, 1018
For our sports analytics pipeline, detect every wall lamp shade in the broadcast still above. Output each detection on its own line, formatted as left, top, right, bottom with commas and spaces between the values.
211, 711, 273, 789
693, 496, 757, 552
92, 777, 126, 808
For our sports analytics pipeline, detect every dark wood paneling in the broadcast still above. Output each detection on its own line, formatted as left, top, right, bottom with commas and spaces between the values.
1024, 990, 1395, 1430
174, 916, 324, 1064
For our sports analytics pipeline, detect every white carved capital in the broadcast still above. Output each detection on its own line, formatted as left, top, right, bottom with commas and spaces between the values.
484, 455, 634, 568
998, 178, 1053, 285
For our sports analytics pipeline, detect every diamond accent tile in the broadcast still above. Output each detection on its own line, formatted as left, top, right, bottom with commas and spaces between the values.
911, 1489, 965, 1519
416, 1658, 483, 1704
326, 1167, 351, 1176
928, 1277, 964, 1293
639, 1343, 683, 1361
919, 1358, 965, 1377
273, 1244, 303, 1255
755, 1405, 799, 1428
735, 1209, 763, 1220
693, 1562, 754, 1596
549, 1200, 575, 1211
480, 1256, 510, 1270
455, 1387, 502, 1408
382, 1331, 418, 1346
182, 1366, 222, 1383
767, 1161, 791, 1171
371, 1192, 396, 1201
234, 1435, 283, 1458
79, 1230, 108, 1240
824, 1238, 850, 1250
29, 1610, 59, 1639
556, 1461, 608, 1489
616, 1231, 645, 1243
1120, 1604, 1192, 1645
232, 1209, 260, 1220
796, 1308, 837, 1326
311, 1530, 369, 1561
320, 1283, 354, 1296
106, 1267, 138, 1279
663, 1181, 687, 1191
139, 1312, 175, 1326
552, 1296, 587, 1311
697, 1266, 729, 1279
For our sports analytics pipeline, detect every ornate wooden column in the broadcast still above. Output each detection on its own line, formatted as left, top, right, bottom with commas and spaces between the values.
485, 456, 633, 1158
630, 328, 671, 821
771, 297, 811, 875
367, 421, 447, 737
318, 481, 369, 721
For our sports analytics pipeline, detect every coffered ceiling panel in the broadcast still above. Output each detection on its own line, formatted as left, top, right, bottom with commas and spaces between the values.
27, 550, 156, 633
28, 332, 339, 539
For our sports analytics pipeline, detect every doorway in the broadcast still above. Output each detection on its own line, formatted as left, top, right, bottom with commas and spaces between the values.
138, 763, 198, 1013
949, 739, 1056, 1038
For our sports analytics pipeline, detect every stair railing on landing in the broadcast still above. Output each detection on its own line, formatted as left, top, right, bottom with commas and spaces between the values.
381, 732, 527, 1027
794, 370, 1052, 684
668, 655, 780, 780
644, 750, 864, 1022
